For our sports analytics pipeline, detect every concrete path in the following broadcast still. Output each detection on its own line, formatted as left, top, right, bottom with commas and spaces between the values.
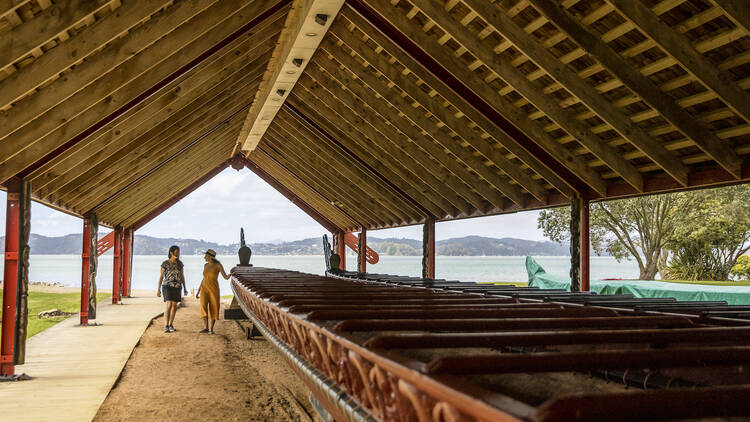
0, 296, 163, 422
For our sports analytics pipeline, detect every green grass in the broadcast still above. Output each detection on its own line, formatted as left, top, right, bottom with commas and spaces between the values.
0, 291, 110, 338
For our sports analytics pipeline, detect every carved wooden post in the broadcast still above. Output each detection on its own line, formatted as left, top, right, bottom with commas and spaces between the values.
581, 197, 590, 292
81, 213, 99, 323
337, 232, 346, 271
422, 217, 435, 279
569, 197, 581, 292
121, 228, 133, 298
1, 177, 30, 376
358, 228, 366, 273
112, 227, 122, 304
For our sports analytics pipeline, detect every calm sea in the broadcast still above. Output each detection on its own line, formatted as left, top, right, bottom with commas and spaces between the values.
4, 255, 640, 296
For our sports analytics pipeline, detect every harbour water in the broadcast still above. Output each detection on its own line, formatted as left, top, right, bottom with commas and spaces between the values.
10, 254, 640, 296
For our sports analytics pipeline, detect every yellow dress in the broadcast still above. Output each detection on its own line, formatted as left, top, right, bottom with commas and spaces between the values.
200, 263, 220, 320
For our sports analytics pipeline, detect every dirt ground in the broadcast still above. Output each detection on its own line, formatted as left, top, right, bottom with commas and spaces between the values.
94, 297, 316, 422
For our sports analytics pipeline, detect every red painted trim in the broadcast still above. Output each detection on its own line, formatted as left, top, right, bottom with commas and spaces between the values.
16, 0, 292, 180
337, 232, 347, 271
343, 232, 379, 264
581, 198, 590, 292
1, 178, 20, 375
345, 1, 586, 193
284, 103, 433, 219
244, 157, 344, 233
112, 227, 122, 304
97, 231, 114, 256
80, 218, 91, 325
132, 161, 230, 231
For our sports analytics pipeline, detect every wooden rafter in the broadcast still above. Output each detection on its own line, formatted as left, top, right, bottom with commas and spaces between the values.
713, 0, 750, 34
238, 0, 343, 153
609, 0, 750, 126
358, 0, 608, 196
337, 8, 574, 198
527, 0, 742, 179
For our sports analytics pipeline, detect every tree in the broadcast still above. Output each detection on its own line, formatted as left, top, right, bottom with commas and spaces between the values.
663, 186, 750, 281
538, 193, 691, 280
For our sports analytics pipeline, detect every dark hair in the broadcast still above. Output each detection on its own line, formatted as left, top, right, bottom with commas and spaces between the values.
168, 245, 180, 258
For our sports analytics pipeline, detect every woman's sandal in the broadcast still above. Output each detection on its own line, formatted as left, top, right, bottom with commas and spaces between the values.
208, 330, 214, 334
199, 328, 209, 333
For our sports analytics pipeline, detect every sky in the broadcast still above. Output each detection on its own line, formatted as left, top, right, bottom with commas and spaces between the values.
0, 167, 548, 244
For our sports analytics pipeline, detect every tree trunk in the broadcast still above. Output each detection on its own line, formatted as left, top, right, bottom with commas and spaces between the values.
640, 261, 658, 280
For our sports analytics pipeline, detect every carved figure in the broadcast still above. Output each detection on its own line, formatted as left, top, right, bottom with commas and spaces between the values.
238, 228, 252, 266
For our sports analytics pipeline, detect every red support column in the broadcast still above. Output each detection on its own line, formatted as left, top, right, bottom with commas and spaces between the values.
581, 197, 590, 292
121, 228, 132, 298
337, 232, 346, 271
422, 217, 435, 279
1, 179, 21, 375
112, 227, 122, 304
358, 228, 367, 273
80, 218, 91, 325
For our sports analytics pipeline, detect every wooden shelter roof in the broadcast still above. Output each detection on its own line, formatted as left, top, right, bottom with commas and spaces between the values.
2, 0, 750, 232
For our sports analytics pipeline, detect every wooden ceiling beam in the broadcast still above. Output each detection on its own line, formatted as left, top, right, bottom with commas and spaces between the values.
293, 78, 460, 216
249, 150, 358, 230
713, 0, 750, 34
238, 0, 343, 153
354, 0, 607, 197
424, 0, 655, 191
609, 0, 750, 126
528, 0, 742, 179
263, 129, 391, 226
0, 0, 203, 128
0, 0, 285, 185
274, 110, 417, 221
318, 41, 527, 208
32, 31, 278, 198
326, 29, 548, 204
337, 9, 573, 198
287, 91, 451, 217
0, 0, 112, 73
68, 81, 260, 211
0, 1, 32, 20
283, 101, 435, 220
98, 120, 240, 222
301, 69, 480, 215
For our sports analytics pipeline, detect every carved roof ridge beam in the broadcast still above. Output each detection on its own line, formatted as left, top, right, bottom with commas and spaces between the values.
609, 0, 750, 127
528, 0, 742, 179
239, 0, 344, 153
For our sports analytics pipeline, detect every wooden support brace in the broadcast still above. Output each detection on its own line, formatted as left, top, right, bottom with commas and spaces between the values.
422, 217, 435, 279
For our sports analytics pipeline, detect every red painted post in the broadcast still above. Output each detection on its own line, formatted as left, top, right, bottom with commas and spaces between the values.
337, 232, 346, 271
581, 197, 590, 292
121, 228, 132, 298
358, 228, 367, 273
423, 217, 435, 279
112, 227, 122, 304
80, 218, 91, 325
1, 179, 21, 375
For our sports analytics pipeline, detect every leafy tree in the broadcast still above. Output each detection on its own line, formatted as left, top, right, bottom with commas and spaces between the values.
730, 255, 750, 281
663, 186, 750, 281
538, 193, 691, 280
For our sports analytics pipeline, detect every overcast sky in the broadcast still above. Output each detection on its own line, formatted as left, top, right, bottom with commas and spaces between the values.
0, 168, 548, 244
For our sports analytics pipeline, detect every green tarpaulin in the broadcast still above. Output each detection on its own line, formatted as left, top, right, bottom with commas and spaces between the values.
525, 256, 750, 305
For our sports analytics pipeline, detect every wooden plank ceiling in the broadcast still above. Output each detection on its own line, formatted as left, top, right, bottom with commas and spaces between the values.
1, 0, 750, 233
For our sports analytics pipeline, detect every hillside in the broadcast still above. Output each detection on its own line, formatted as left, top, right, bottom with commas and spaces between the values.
0, 234, 571, 256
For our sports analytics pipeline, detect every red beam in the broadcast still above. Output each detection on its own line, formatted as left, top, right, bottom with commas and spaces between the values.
245, 158, 344, 233
112, 227, 122, 304
346, 0, 586, 194
132, 161, 230, 231
581, 198, 590, 292
80, 217, 91, 325
122, 228, 132, 298
423, 217, 435, 279
1, 178, 21, 375
359, 228, 367, 273
15, 0, 292, 181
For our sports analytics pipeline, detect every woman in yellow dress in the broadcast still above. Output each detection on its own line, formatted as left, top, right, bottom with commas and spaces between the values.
196, 249, 229, 334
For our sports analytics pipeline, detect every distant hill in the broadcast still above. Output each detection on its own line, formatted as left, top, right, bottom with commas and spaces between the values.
0, 234, 571, 256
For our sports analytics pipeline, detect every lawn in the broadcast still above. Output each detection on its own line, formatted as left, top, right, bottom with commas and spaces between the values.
0, 291, 111, 338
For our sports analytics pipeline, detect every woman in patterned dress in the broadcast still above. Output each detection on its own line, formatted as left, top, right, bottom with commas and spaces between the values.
157, 245, 187, 333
